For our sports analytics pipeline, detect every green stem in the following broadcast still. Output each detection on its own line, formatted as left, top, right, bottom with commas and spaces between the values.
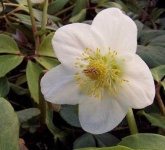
7, 6, 22, 15
156, 82, 165, 116
27, 0, 40, 52
55, 5, 74, 16
41, 0, 48, 42
3, 3, 19, 7
126, 108, 138, 134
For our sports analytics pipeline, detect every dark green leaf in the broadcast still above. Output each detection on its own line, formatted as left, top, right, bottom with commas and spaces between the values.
60, 105, 81, 128
94, 134, 120, 147
151, 65, 165, 82
69, 9, 86, 23
149, 8, 165, 21
73, 133, 96, 148
98, 2, 123, 10
137, 30, 165, 67
71, 0, 87, 17
16, 108, 40, 123
48, 0, 69, 14
134, 20, 144, 38
26, 61, 43, 103
0, 55, 23, 77
0, 97, 19, 150
0, 34, 20, 54
16, 75, 27, 85
10, 83, 29, 95
118, 133, 165, 150
75, 145, 132, 150
35, 56, 60, 70
74, 133, 120, 149
138, 110, 165, 129
0, 77, 10, 97
17, 108, 40, 133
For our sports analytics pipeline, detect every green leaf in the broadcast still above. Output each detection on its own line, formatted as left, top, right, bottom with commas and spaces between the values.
73, 133, 120, 149
98, 2, 123, 10
118, 133, 165, 150
94, 134, 120, 147
26, 61, 43, 103
46, 105, 66, 142
16, 75, 27, 85
14, 13, 33, 25
69, 9, 86, 23
0, 55, 23, 77
134, 20, 144, 39
35, 56, 60, 70
0, 2, 3, 12
71, 0, 87, 17
161, 80, 165, 90
18, 7, 60, 30
151, 65, 165, 82
16, 108, 40, 123
0, 34, 20, 54
74, 133, 96, 148
0, 97, 19, 150
17, 108, 40, 133
138, 110, 165, 129
137, 30, 165, 67
60, 105, 81, 128
10, 83, 29, 95
0, 77, 10, 97
75, 145, 132, 150
16, 0, 27, 6
149, 8, 165, 21
38, 32, 55, 57
48, 0, 69, 14
33, 8, 60, 22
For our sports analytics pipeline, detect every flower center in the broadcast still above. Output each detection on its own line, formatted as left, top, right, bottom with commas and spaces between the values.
75, 48, 128, 99
83, 60, 107, 80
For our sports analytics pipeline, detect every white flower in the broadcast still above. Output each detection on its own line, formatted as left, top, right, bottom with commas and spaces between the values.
31, 0, 45, 3
41, 8, 155, 134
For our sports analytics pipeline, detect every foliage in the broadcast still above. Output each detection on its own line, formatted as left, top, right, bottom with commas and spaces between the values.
0, 0, 165, 149
0, 97, 19, 150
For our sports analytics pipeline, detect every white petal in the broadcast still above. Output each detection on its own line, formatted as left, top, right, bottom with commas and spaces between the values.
79, 96, 128, 134
52, 23, 105, 68
92, 8, 137, 54
41, 65, 84, 104
115, 55, 155, 109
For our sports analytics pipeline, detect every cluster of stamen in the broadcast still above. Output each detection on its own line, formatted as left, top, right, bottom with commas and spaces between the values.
74, 48, 128, 99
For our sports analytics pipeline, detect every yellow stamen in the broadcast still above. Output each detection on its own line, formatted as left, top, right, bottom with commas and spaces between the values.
74, 47, 128, 99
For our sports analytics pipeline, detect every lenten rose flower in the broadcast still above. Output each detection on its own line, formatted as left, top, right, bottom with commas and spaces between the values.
41, 8, 155, 134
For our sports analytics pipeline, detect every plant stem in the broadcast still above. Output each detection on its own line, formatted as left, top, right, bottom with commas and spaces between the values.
55, 5, 74, 16
126, 108, 138, 134
27, 0, 40, 52
156, 82, 165, 116
4, 3, 19, 7
41, 0, 48, 42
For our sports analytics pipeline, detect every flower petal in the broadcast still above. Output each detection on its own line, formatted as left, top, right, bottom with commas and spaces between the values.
115, 55, 155, 109
41, 65, 84, 104
52, 23, 105, 67
92, 8, 137, 54
79, 96, 128, 134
